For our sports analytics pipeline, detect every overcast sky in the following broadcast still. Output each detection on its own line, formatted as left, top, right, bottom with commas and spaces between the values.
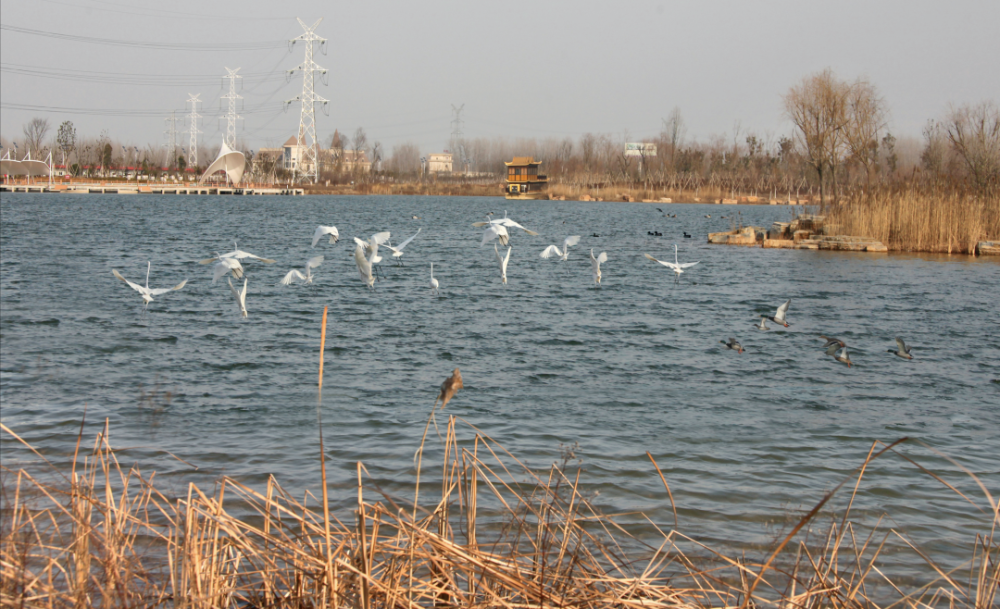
2, 0, 998, 155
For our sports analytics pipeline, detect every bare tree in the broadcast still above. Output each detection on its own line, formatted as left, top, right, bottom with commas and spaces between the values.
843, 78, 888, 188
56, 121, 76, 168
22, 118, 50, 156
783, 69, 851, 207
662, 107, 686, 168
351, 127, 367, 176
945, 100, 1000, 190
387, 142, 420, 174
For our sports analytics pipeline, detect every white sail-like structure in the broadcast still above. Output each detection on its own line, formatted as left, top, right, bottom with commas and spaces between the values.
1, 151, 26, 175
199, 141, 245, 185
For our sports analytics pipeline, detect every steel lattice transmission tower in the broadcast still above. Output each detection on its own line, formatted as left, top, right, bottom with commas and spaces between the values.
450, 103, 465, 140
286, 18, 329, 183
164, 111, 180, 167
221, 67, 242, 148
451, 103, 467, 173
186, 93, 202, 167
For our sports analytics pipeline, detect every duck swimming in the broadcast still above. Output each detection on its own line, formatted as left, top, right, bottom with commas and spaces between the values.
833, 347, 852, 367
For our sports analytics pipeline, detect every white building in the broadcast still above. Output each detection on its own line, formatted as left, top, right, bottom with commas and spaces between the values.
426, 152, 453, 174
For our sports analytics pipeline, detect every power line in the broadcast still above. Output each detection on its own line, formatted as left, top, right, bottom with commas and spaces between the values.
1, 62, 285, 87
0, 102, 282, 117
0, 24, 287, 51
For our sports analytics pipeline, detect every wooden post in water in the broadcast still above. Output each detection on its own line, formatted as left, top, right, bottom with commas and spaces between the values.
319, 306, 328, 390
316, 306, 334, 602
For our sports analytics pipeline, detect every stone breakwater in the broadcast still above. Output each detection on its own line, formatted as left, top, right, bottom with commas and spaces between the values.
708, 214, 888, 252
708, 215, 1000, 255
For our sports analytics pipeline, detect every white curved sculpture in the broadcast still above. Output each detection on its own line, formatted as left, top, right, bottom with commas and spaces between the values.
1, 151, 26, 176
199, 141, 245, 185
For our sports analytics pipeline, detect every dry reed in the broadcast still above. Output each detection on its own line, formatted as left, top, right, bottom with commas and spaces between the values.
826, 188, 1000, 254
2, 415, 997, 608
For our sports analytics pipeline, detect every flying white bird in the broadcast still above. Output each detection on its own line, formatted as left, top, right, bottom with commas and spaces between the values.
768, 299, 792, 327
199, 241, 276, 265
211, 256, 244, 283
383, 228, 421, 265
540, 236, 582, 261
278, 256, 324, 286
495, 243, 511, 284
353, 232, 390, 263
354, 240, 379, 289
430, 262, 439, 294
644, 244, 700, 276
228, 277, 248, 318
589, 249, 608, 284
472, 211, 539, 236
480, 221, 510, 247
112, 262, 187, 307
312, 225, 339, 247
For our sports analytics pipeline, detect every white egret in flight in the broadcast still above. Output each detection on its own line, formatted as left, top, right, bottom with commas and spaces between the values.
480, 221, 510, 247
472, 211, 539, 236
312, 225, 339, 247
354, 240, 378, 289
495, 243, 511, 284
278, 256, 324, 286
228, 278, 248, 318
353, 232, 390, 263
430, 262, 439, 294
383, 228, 421, 265
589, 249, 608, 284
199, 241, 276, 265
211, 257, 244, 283
112, 262, 187, 307
644, 244, 700, 276
540, 235, 581, 261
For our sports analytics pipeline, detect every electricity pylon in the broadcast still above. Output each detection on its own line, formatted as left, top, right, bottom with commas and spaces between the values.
164, 111, 179, 167
286, 18, 328, 183
221, 67, 242, 149
186, 93, 202, 167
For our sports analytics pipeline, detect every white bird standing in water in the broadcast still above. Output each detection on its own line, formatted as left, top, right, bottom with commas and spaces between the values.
589, 249, 608, 284
644, 244, 699, 276
211, 256, 244, 282
540, 235, 581, 261
278, 256, 324, 285
312, 225, 339, 247
228, 277, 248, 318
383, 228, 421, 265
495, 243, 511, 284
199, 241, 276, 265
430, 262, 440, 294
112, 262, 187, 307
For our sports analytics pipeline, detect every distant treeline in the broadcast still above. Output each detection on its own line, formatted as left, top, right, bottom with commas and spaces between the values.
4, 70, 997, 197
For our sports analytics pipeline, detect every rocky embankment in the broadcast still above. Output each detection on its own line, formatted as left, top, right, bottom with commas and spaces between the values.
708, 215, 888, 252
708, 215, 1000, 255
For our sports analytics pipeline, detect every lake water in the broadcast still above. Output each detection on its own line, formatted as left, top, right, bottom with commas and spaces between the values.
2, 192, 998, 583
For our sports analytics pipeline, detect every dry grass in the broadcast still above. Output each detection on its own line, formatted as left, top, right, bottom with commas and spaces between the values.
826, 188, 1000, 254
2, 415, 997, 608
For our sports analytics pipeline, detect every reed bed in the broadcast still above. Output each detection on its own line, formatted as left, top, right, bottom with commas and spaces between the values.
2, 415, 997, 608
826, 188, 1000, 254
